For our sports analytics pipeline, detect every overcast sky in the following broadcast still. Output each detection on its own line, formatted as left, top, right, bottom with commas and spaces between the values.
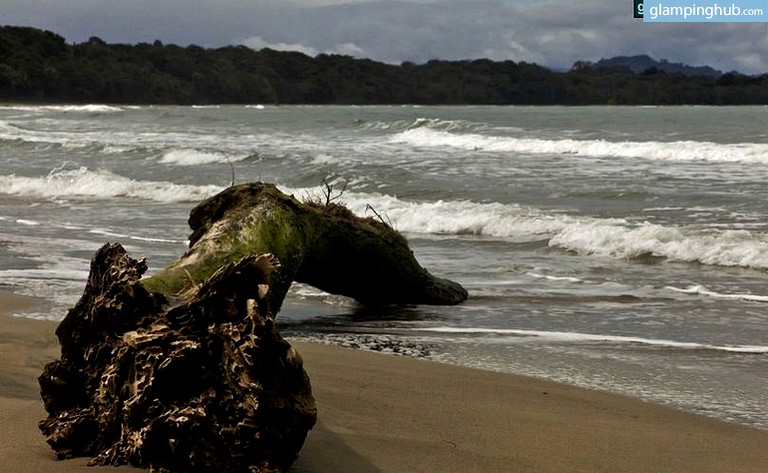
4, 0, 768, 74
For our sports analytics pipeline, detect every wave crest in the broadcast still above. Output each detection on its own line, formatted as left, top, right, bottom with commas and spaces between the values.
0, 104, 123, 113
280, 184, 768, 270
159, 149, 250, 166
0, 166, 223, 203
390, 127, 768, 164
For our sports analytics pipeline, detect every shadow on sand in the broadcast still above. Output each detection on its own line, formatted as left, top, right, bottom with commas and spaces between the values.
290, 422, 381, 473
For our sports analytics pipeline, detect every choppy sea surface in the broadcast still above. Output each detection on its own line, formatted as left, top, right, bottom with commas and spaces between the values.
1, 104, 767, 429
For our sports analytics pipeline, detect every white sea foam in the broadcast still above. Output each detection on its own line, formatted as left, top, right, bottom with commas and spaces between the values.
0, 167, 223, 203
0, 119, 110, 147
527, 272, 584, 283
279, 184, 768, 269
88, 228, 186, 244
286, 283, 357, 308
390, 127, 768, 164
0, 119, 253, 153
159, 149, 248, 166
414, 327, 768, 354
343, 193, 570, 239
666, 285, 768, 303
59, 104, 124, 113
102, 145, 141, 154
280, 184, 562, 239
0, 120, 41, 142
310, 153, 345, 165
405, 117, 487, 133
548, 222, 768, 268
0, 104, 123, 113
15, 219, 41, 226
357, 117, 487, 133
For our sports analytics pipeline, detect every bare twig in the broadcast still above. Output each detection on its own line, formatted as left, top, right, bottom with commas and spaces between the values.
223, 153, 236, 186
321, 178, 347, 206
365, 203, 394, 228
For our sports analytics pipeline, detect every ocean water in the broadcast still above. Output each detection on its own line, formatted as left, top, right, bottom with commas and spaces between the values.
1, 104, 767, 429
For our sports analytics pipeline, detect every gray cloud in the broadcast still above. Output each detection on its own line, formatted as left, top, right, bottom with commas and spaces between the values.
3, 0, 767, 73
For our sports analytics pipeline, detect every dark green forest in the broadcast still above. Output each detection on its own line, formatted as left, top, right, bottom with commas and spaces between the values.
2, 25, 768, 105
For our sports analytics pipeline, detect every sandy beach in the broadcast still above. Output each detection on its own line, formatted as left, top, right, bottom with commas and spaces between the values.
2, 291, 767, 473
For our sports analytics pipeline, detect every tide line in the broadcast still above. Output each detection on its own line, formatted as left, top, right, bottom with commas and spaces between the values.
412, 327, 768, 354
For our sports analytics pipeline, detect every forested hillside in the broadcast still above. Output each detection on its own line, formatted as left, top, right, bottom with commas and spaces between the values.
2, 26, 767, 105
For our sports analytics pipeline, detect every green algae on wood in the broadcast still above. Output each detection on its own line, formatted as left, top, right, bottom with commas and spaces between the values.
142, 182, 468, 309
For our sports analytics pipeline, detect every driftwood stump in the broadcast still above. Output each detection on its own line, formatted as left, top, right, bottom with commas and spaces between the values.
39, 243, 316, 473
142, 182, 468, 309
39, 182, 469, 471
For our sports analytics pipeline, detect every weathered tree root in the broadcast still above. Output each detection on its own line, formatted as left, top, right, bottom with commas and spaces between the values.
39, 243, 316, 473
39, 182, 468, 471
141, 182, 469, 309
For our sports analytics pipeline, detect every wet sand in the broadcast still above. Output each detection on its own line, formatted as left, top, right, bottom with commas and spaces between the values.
2, 291, 767, 472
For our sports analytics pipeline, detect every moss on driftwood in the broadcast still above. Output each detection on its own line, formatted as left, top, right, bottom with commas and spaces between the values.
142, 183, 468, 309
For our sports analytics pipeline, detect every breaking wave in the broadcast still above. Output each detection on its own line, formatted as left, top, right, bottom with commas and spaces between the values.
159, 149, 250, 166
357, 117, 488, 133
0, 104, 124, 113
0, 166, 223, 203
546, 221, 768, 268
280, 184, 768, 270
0, 120, 245, 153
390, 127, 768, 164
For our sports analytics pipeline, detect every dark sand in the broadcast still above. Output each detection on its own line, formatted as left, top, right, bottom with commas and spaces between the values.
2, 292, 767, 472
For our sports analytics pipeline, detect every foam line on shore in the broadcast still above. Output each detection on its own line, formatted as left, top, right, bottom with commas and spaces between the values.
413, 327, 768, 354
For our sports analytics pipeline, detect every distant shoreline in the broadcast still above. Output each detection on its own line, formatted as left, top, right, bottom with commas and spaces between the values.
2, 25, 768, 106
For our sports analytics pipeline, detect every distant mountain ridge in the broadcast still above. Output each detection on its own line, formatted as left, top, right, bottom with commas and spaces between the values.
592, 55, 723, 78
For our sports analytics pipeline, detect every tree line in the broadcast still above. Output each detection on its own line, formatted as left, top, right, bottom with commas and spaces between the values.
2, 25, 767, 105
